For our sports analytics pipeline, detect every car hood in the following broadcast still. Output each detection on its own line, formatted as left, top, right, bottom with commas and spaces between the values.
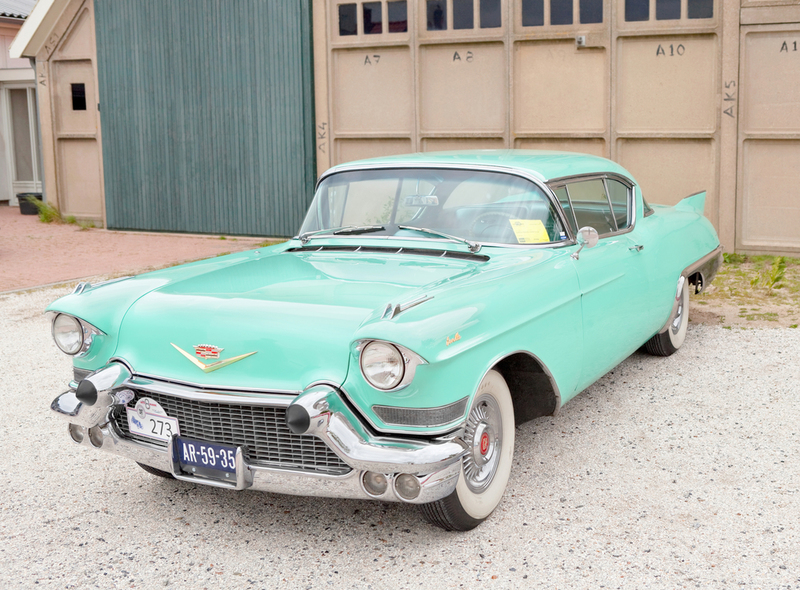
114, 248, 485, 391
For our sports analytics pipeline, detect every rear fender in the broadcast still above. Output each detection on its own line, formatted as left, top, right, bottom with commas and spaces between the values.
674, 191, 706, 215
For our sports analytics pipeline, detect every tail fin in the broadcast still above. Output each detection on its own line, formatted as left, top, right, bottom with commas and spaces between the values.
674, 191, 706, 215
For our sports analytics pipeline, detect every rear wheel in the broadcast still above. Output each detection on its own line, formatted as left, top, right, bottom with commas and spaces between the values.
645, 278, 689, 357
420, 370, 515, 531
137, 462, 174, 479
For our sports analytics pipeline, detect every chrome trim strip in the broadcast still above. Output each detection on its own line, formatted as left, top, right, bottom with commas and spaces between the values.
381, 294, 434, 320
128, 377, 296, 406
129, 371, 300, 396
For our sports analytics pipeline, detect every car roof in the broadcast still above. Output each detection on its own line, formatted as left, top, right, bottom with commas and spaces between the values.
327, 150, 634, 184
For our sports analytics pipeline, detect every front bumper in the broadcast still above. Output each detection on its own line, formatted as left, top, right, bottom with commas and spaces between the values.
51, 363, 467, 504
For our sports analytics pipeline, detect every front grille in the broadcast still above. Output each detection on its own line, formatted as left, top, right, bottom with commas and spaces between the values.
111, 389, 351, 476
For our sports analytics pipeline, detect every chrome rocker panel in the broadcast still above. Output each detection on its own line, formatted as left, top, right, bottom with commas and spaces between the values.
51, 363, 466, 505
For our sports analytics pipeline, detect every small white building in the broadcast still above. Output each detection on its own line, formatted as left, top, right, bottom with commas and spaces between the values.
0, 0, 39, 206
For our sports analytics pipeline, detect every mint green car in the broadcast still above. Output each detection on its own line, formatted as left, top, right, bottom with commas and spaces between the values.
48, 151, 721, 531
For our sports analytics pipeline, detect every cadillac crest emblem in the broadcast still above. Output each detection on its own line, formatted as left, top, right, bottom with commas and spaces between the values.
194, 344, 223, 359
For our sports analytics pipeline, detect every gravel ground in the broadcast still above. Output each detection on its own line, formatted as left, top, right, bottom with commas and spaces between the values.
1, 286, 799, 589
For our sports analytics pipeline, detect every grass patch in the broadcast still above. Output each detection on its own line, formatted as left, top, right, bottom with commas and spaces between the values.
24, 197, 97, 229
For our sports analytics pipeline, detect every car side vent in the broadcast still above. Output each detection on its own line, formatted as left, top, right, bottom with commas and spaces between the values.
285, 245, 489, 262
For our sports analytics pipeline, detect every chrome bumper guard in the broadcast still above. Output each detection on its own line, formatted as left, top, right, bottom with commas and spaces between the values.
51, 364, 467, 504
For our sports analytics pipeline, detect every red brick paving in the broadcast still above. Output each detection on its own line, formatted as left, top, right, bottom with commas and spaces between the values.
0, 203, 268, 292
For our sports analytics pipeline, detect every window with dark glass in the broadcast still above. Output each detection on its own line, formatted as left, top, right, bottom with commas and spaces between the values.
625, 0, 648, 21
453, 0, 474, 29
480, 0, 501, 28
688, 0, 713, 19
71, 83, 87, 111
522, 0, 544, 26
363, 2, 382, 33
427, 0, 447, 30
579, 0, 602, 24
339, 3, 357, 35
606, 179, 630, 230
567, 179, 616, 235
550, 0, 573, 25
388, 1, 408, 32
656, 0, 680, 20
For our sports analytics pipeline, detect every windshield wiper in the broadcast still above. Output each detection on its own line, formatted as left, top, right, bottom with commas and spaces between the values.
397, 225, 481, 253
296, 225, 385, 244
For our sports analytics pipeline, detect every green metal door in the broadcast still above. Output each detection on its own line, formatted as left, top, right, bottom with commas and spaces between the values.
95, 0, 316, 236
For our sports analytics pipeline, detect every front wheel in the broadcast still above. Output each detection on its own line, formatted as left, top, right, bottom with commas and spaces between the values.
420, 370, 515, 531
645, 277, 689, 357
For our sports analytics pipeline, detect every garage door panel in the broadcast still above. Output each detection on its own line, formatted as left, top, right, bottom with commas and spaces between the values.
335, 138, 413, 163
741, 139, 800, 249
332, 47, 414, 133
513, 41, 607, 133
422, 137, 506, 151
742, 30, 800, 133
618, 138, 716, 222
514, 138, 607, 157
616, 35, 717, 133
419, 43, 506, 133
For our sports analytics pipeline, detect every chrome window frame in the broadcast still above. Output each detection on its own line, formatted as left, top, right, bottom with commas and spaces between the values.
546, 172, 637, 239
311, 162, 579, 248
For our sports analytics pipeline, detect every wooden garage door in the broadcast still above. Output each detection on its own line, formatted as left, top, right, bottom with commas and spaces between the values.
95, 0, 316, 236
737, 24, 800, 254
319, 0, 722, 231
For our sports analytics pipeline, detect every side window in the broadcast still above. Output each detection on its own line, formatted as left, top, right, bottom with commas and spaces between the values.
566, 179, 616, 235
553, 186, 577, 234
605, 179, 631, 230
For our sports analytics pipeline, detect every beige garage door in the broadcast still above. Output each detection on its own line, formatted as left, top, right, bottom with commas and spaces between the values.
317, 0, 721, 228
737, 24, 800, 254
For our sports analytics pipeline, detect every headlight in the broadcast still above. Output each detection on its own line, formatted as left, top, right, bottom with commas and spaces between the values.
52, 314, 84, 355
360, 341, 405, 390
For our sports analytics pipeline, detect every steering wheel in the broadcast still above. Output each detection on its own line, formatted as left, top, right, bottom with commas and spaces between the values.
470, 212, 515, 241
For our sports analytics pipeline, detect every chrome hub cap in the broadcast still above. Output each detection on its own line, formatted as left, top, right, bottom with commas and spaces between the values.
463, 394, 502, 493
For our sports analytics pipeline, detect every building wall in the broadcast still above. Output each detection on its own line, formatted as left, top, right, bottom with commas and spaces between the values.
313, 0, 800, 255
32, 0, 104, 222
0, 19, 38, 205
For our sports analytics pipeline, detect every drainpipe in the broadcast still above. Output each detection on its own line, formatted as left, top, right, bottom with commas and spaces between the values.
29, 57, 47, 203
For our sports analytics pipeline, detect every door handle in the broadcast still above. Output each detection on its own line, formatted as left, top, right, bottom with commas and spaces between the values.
629, 244, 644, 252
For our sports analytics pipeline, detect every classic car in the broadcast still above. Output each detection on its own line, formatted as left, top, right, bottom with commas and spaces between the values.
48, 150, 721, 531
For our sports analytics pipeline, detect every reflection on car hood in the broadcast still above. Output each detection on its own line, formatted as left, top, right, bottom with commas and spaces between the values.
115, 248, 484, 391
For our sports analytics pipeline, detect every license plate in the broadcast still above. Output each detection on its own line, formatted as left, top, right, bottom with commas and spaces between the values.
176, 437, 237, 480
126, 398, 180, 442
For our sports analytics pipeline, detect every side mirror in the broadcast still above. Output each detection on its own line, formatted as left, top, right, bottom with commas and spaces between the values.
571, 226, 599, 260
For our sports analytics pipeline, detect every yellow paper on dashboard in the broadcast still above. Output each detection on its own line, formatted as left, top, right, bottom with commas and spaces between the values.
509, 219, 549, 244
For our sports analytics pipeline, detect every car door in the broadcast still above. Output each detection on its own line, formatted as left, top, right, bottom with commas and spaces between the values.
554, 176, 653, 393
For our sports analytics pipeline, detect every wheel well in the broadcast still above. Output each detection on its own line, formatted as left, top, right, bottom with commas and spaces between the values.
687, 271, 705, 294
492, 353, 559, 426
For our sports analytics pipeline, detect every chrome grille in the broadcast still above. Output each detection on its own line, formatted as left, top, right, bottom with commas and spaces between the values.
111, 389, 351, 476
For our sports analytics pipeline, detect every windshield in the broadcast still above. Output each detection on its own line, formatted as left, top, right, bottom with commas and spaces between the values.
299, 168, 568, 246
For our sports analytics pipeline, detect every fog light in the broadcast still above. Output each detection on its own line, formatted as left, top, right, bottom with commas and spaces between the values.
394, 473, 421, 501
362, 471, 389, 497
88, 426, 104, 448
68, 423, 84, 443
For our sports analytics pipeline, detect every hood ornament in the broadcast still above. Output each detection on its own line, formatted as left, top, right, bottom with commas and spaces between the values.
171, 343, 256, 373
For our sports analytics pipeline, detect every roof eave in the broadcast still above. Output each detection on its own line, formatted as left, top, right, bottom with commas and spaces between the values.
9, 0, 70, 59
